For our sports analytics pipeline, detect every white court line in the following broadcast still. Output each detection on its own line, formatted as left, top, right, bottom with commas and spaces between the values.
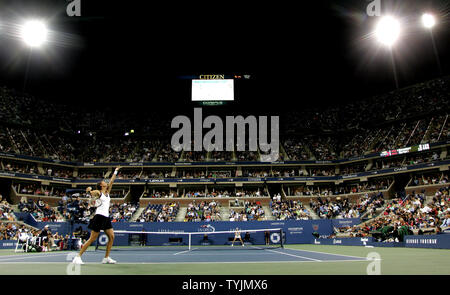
264, 249, 322, 262
0, 259, 370, 265
284, 247, 368, 260
0, 252, 70, 259
0, 253, 69, 261
173, 248, 198, 255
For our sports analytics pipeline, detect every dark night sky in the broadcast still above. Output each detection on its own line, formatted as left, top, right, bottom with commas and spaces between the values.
0, 0, 449, 114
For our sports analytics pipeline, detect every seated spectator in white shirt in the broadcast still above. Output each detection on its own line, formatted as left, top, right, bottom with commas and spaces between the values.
441, 213, 450, 229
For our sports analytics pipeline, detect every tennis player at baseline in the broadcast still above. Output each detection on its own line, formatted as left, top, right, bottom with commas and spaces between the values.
72, 167, 121, 265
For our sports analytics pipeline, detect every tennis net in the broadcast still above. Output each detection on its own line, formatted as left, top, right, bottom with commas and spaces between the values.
95, 228, 284, 251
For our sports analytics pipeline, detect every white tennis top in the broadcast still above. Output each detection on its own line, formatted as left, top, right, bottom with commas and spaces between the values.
95, 192, 110, 217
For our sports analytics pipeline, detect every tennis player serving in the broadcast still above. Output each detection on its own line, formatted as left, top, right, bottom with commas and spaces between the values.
231, 227, 245, 247
72, 167, 120, 264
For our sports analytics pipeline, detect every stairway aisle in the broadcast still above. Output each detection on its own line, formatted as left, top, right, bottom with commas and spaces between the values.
220, 207, 230, 221
304, 204, 320, 220
262, 206, 275, 220
130, 207, 146, 222
175, 206, 187, 222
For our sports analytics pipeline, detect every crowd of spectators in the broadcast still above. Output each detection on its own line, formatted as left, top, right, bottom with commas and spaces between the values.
176, 169, 207, 179
77, 171, 105, 179
183, 151, 207, 162
340, 130, 377, 158
0, 195, 15, 221
138, 204, 160, 222
405, 151, 440, 165
1, 161, 73, 178
288, 179, 391, 197
184, 200, 221, 222
174, 169, 235, 179
157, 143, 181, 162
155, 202, 179, 222
138, 202, 179, 222
43, 166, 73, 178
236, 150, 259, 162
229, 200, 265, 221
271, 200, 311, 220
308, 136, 338, 161
15, 183, 66, 197
117, 170, 141, 180
0, 223, 21, 240
0, 222, 77, 252
286, 77, 449, 133
308, 167, 335, 177
310, 193, 385, 219
344, 187, 449, 241
207, 170, 234, 178
142, 190, 178, 198
209, 151, 234, 162
141, 169, 172, 179
110, 202, 139, 222
57, 197, 92, 223
242, 169, 270, 177
1, 161, 38, 175
340, 163, 366, 175
206, 190, 233, 198
410, 172, 448, 186
427, 114, 449, 143
236, 189, 267, 197
272, 168, 302, 177
283, 138, 311, 161
19, 197, 63, 222
182, 191, 208, 198
109, 190, 126, 198
1, 76, 449, 163
178, 189, 266, 198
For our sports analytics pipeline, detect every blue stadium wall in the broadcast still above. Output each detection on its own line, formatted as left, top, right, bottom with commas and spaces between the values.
3, 216, 450, 249
30, 218, 360, 247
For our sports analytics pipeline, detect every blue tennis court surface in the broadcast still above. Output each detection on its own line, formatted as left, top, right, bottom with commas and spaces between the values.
0, 247, 368, 264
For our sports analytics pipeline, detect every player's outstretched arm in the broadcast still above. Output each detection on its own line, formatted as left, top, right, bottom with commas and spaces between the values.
107, 167, 120, 194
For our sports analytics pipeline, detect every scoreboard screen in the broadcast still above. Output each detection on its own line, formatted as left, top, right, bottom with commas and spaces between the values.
380, 143, 430, 157
192, 79, 234, 101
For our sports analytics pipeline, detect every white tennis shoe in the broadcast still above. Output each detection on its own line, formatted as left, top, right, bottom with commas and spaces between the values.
102, 257, 117, 264
72, 255, 84, 265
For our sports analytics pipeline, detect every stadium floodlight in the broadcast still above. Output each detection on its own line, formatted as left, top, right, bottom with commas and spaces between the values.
20, 20, 48, 48
422, 13, 436, 29
375, 16, 401, 47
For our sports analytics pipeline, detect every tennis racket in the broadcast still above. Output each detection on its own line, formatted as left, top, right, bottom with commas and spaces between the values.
92, 197, 102, 207
86, 187, 102, 207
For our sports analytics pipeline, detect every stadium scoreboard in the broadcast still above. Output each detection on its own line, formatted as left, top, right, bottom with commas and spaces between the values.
191, 74, 237, 105
380, 143, 430, 157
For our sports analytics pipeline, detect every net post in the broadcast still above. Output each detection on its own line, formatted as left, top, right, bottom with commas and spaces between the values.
189, 233, 191, 251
